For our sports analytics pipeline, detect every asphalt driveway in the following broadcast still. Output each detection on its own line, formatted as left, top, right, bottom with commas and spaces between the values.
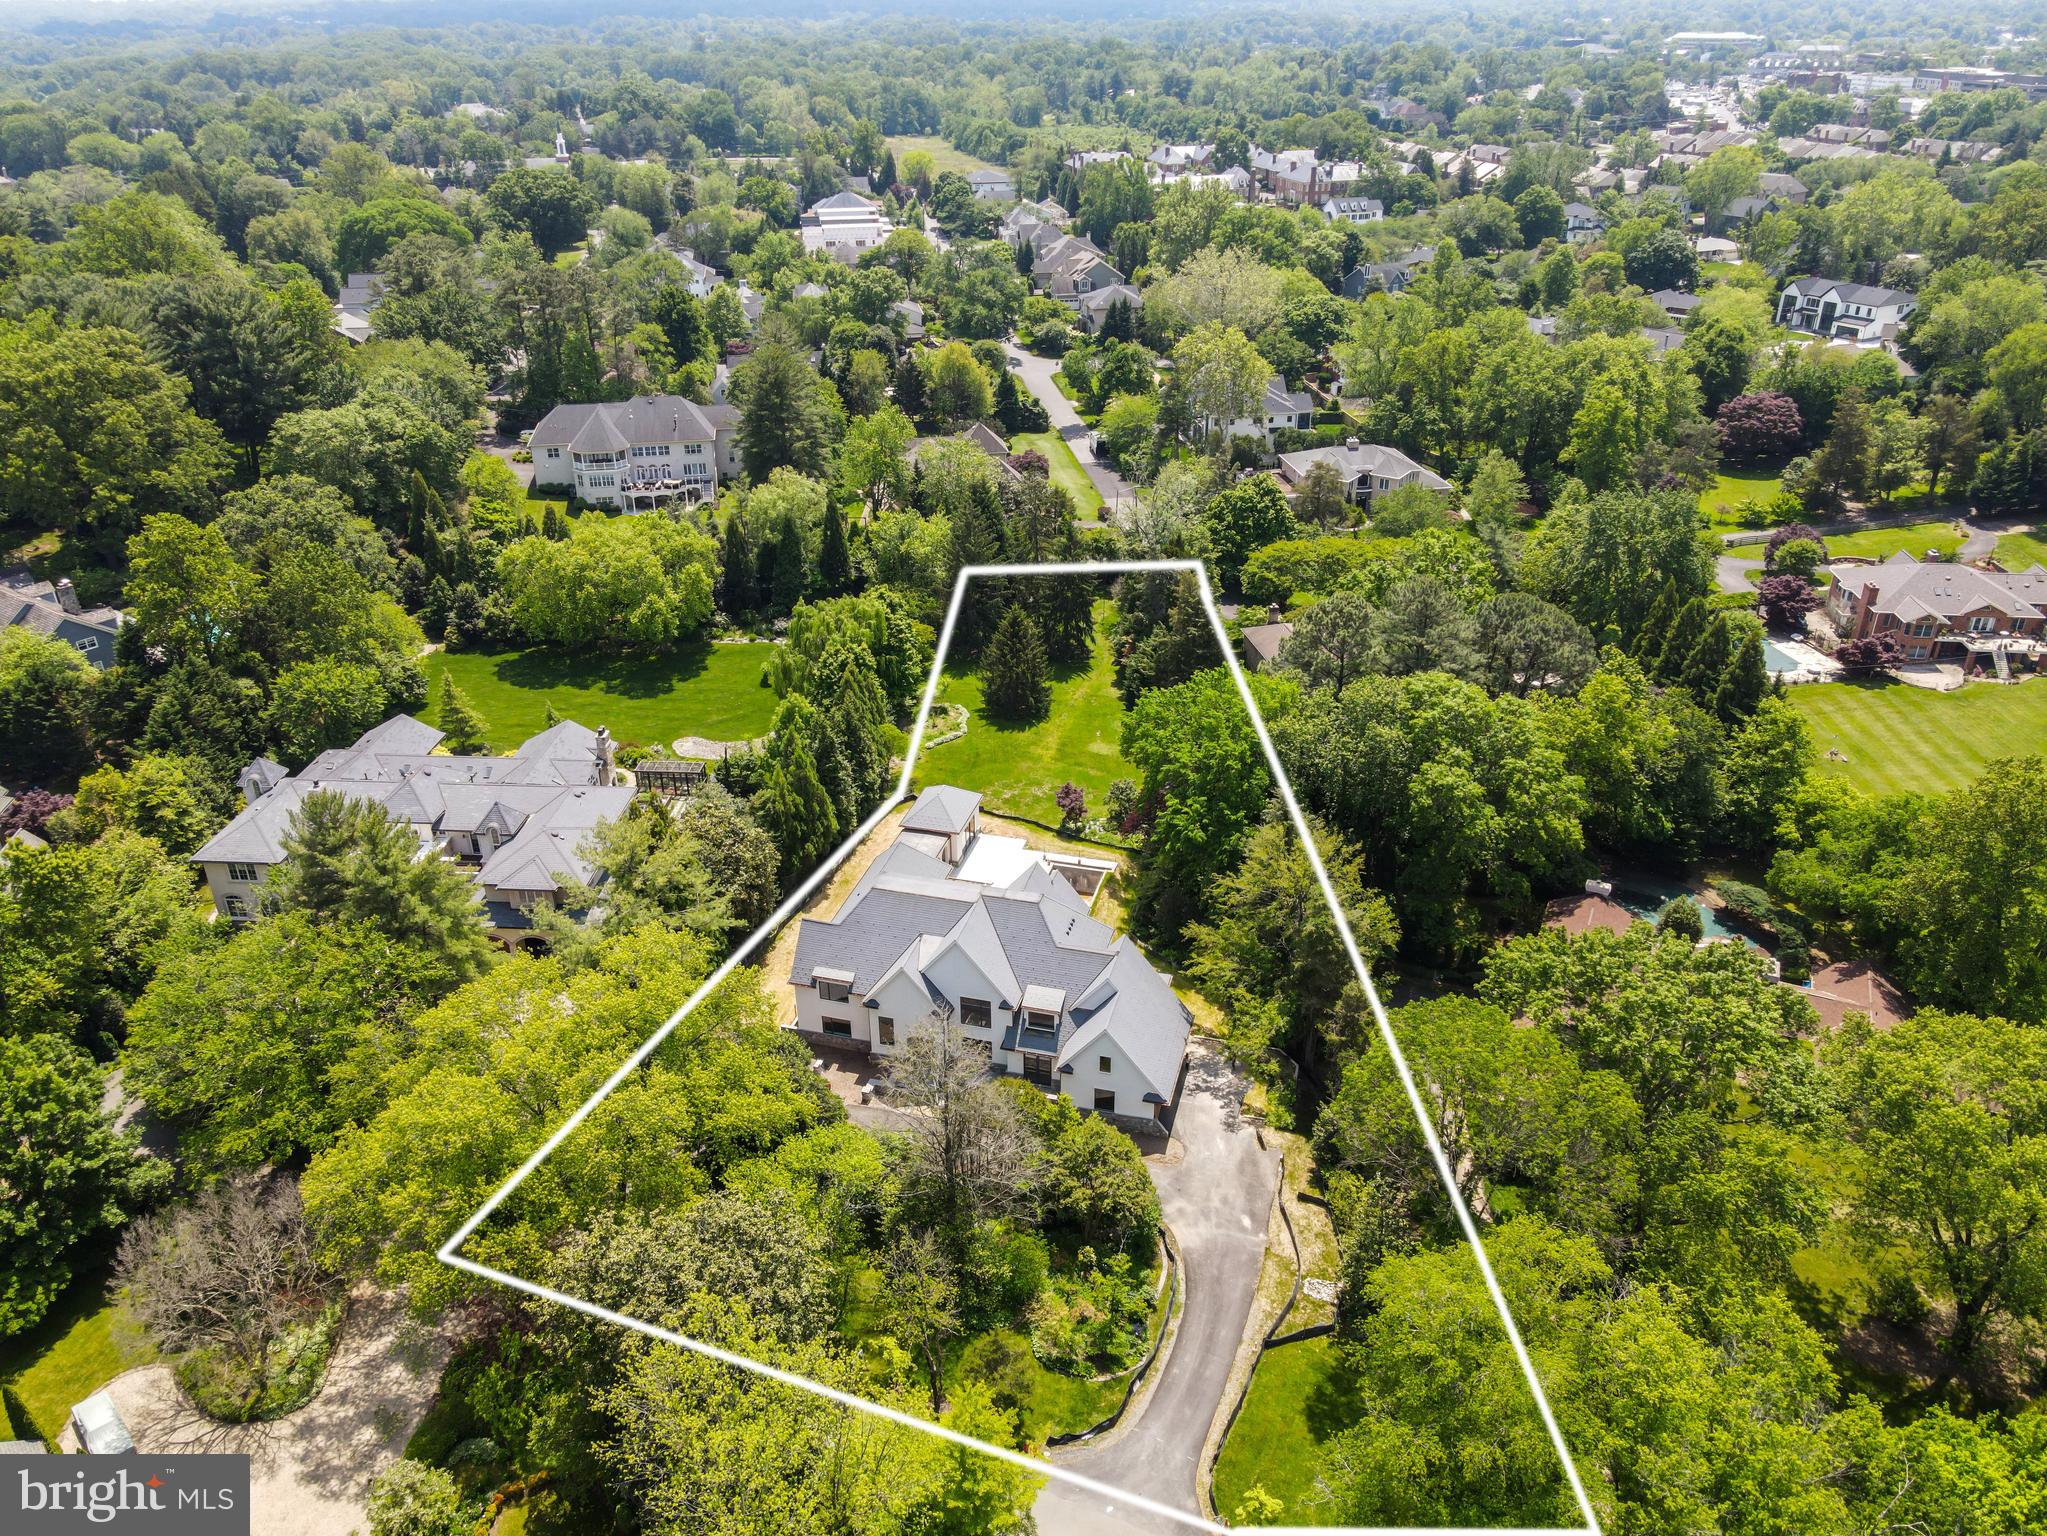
1034, 1046, 1280, 1534
1000, 340, 1135, 515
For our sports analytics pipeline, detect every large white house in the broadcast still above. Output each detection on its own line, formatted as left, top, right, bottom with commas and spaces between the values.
191, 715, 632, 945
528, 395, 741, 510
800, 190, 894, 262
789, 786, 1187, 1128
1202, 374, 1315, 448
1774, 277, 1918, 344
1278, 437, 1453, 506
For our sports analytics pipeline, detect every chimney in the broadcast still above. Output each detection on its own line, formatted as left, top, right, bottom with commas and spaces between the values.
595, 725, 614, 786
1268, 604, 1283, 625
53, 578, 81, 615
1345, 437, 1361, 451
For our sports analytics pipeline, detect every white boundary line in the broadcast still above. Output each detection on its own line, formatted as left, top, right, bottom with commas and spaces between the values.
438, 559, 1601, 1536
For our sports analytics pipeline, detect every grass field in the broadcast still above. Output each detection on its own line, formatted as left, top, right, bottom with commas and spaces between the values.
1698, 463, 1787, 530
1791, 679, 2047, 798
1995, 530, 2047, 569
0, 1271, 156, 1446
1823, 520, 1962, 562
1210, 1336, 1364, 1523
886, 134, 998, 176
424, 640, 782, 753
1010, 430, 1104, 517
919, 601, 1133, 825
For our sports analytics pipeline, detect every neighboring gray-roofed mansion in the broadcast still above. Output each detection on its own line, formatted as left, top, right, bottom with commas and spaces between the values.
191, 715, 632, 943
1825, 553, 2047, 670
529, 395, 742, 510
1, 574, 123, 667
1278, 437, 1452, 505
789, 786, 1187, 1128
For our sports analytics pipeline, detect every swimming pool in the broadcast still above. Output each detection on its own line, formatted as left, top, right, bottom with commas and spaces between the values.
1761, 638, 1802, 674
1610, 879, 1756, 948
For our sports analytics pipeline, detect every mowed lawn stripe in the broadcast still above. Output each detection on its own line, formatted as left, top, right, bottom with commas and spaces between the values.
1009, 431, 1104, 517
424, 640, 782, 753
1790, 680, 2047, 798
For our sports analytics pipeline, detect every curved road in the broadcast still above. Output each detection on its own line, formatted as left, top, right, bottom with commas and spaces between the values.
1001, 340, 1135, 520
1034, 1048, 1280, 1534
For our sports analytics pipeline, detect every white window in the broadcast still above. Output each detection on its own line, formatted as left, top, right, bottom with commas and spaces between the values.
75, 636, 98, 654
1970, 616, 1996, 633
878, 1016, 895, 1046
224, 896, 250, 919
684, 442, 705, 456
1098, 1054, 1113, 1073
1093, 1089, 1116, 1113
822, 1017, 852, 1037
961, 997, 992, 1030
227, 862, 259, 883
817, 979, 851, 1004
1908, 644, 1928, 658
547, 447, 560, 459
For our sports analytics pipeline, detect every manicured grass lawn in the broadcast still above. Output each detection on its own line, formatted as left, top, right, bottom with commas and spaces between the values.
0, 1270, 156, 1446
1995, 530, 2047, 569
1823, 520, 1961, 562
1698, 463, 1786, 529
1210, 1336, 1364, 1524
1010, 430, 1104, 517
424, 640, 782, 753
920, 602, 1132, 824
886, 134, 998, 176
1791, 679, 2047, 798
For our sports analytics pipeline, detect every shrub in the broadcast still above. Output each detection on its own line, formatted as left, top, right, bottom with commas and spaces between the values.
364, 1460, 467, 1536
1055, 781, 1086, 830
1655, 896, 1705, 942
1758, 574, 1822, 630
1028, 1248, 1151, 1377
1764, 522, 1827, 563
956, 1331, 1039, 1423
1835, 633, 1904, 676
1105, 778, 1140, 827
1716, 390, 1805, 460
1776, 940, 1813, 985
1708, 879, 1778, 937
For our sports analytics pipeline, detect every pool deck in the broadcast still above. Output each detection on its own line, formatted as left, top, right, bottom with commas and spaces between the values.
1766, 636, 1841, 684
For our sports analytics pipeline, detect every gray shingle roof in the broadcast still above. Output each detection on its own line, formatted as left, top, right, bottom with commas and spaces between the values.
902, 784, 982, 836
529, 396, 727, 454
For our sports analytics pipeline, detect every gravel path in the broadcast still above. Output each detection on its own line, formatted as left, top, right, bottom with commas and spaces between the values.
62, 1289, 456, 1536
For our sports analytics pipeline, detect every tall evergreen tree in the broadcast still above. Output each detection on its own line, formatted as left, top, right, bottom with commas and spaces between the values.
1713, 625, 1767, 723
1632, 578, 1680, 659
1678, 612, 1736, 697
892, 351, 927, 420
755, 739, 839, 878
1652, 597, 1709, 685
819, 502, 853, 595
541, 503, 571, 541
437, 673, 490, 755
720, 507, 757, 615
983, 606, 1051, 722
768, 514, 807, 614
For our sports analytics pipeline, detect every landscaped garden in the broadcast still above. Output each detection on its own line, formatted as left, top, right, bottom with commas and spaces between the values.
1790, 678, 2047, 798
1209, 1336, 1364, 1523
919, 602, 1133, 826
424, 639, 782, 753
1008, 431, 1105, 517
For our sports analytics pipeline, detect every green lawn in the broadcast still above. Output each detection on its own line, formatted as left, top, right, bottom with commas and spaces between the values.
886, 134, 998, 176
1791, 680, 2047, 798
1995, 530, 2047, 570
1822, 520, 1962, 562
1210, 1336, 1365, 1524
424, 640, 783, 753
1010, 431, 1104, 517
919, 602, 1133, 825
0, 1271, 156, 1447
1698, 463, 1786, 530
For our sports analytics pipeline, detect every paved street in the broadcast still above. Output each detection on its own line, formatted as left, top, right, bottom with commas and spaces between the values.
1715, 553, 1762, 594
1000, 340, 1135, 518
1034, 1047, 1280, 1534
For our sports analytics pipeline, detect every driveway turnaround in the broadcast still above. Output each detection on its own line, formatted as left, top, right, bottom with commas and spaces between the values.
61, 1289, 454, 1536
1034, 1046, 1281, 1534
1000, 340, 1135, 514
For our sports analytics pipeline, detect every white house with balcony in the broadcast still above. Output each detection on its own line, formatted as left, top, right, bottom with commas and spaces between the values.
1278, 437, 1452, 506
788, 786, 1183, 1128
528, 395, 741, 510
1774, 278, 1918, 344
190, 715, 631, 945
